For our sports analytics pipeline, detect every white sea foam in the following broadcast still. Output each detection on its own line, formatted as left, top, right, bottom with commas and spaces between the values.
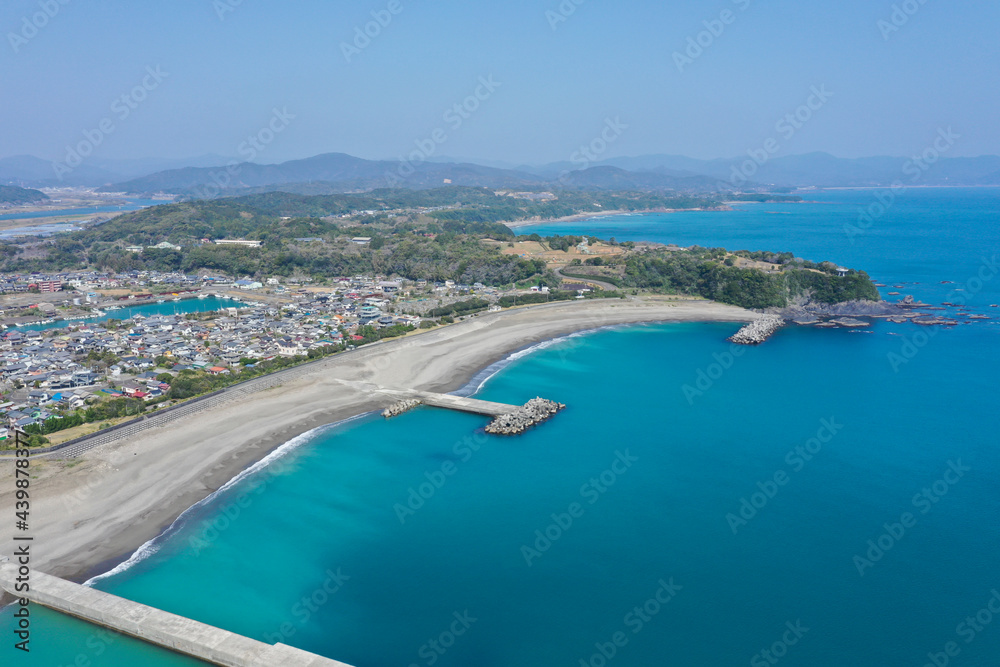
83, 415, 368, 586
453, 324, 628, 397
83, 325, 637, 585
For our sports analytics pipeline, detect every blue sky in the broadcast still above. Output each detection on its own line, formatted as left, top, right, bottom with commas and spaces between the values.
2, 0, 997, 164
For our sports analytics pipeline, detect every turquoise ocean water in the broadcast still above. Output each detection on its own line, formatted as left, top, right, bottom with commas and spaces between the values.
2, 188, 999, 666
11, 296, 247, 333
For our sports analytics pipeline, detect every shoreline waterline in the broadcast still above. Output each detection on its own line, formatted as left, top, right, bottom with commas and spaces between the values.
5, 187, 999, 666
79, 331, 601, 587
0, 297, 754, 587
84, 321, 663, 587
82, 413, 371, 587
504, 207, 725, 229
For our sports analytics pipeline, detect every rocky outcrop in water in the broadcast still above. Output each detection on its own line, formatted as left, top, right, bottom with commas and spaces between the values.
382, 399, 422, 418
486, 398, 566, 435
775, 299, 903, 319
912, 317, 959, 326
828, 317, 870, 328
729, 316, 785, 345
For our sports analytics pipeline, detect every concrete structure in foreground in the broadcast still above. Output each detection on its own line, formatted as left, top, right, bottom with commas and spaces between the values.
0, 558, 353, 667
414, 391, 517, 417
329, 378, 520, 418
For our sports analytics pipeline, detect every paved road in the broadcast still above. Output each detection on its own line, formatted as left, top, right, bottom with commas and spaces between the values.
0, 344, 384, 461
554, 267, 621, 292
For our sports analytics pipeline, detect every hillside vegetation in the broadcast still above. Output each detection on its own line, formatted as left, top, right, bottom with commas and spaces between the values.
0, 185, 48, 205
620, 248, 879, 307
0, 187, 879, 308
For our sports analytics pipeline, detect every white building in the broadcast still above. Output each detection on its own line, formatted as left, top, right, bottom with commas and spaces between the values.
215, 239, 263, 248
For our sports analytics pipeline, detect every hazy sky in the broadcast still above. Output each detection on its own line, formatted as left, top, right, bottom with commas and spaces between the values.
2, 0, 998, 165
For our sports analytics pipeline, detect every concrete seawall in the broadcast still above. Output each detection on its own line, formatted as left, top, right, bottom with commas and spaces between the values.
414, 391, 516, 417
0, 559, 352, 667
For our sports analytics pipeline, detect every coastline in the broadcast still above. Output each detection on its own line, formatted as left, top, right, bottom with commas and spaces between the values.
506, 206, 731, 230
0, 297, 754, 586
819, 184, 1000, 190
505, 209, 631, 229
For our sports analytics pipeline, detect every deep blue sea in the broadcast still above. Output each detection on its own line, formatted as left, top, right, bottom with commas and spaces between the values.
2, 188, 999, 666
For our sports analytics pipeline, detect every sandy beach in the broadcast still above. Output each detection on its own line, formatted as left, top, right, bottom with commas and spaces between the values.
505, 206, 727, 229
0, 297, 753, 585
505, 209, 631, 229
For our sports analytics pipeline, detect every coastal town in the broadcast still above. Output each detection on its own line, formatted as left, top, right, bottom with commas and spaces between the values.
0, 268, 594, 447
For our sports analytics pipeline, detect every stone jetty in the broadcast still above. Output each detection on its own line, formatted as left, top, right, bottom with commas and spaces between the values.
382, 399, 422, 418
485, 398, 566, 435
0, 558, 352, 667
729, 316, 784, 345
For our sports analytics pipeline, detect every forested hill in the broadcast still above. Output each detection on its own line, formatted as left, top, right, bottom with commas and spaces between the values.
8, 187, 710, 279
61, 187, 719, 246
211, 187, 719, 221
0, 185, 48, 205
9, 195, 543, 285
0, 186, 877, 309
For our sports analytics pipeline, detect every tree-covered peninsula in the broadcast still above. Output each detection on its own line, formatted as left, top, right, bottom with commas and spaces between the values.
0, 187, 877, 310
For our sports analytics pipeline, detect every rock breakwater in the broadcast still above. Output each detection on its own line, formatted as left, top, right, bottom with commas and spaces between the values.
382, 399, 422, 418
729, 316, 784, 345
485, 397, 566, 435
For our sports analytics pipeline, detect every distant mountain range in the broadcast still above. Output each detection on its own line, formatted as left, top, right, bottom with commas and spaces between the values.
592, 153, 1000, 188
89, 153, 734, 197
2, 150, 998, 196
0, 154, 232, 188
